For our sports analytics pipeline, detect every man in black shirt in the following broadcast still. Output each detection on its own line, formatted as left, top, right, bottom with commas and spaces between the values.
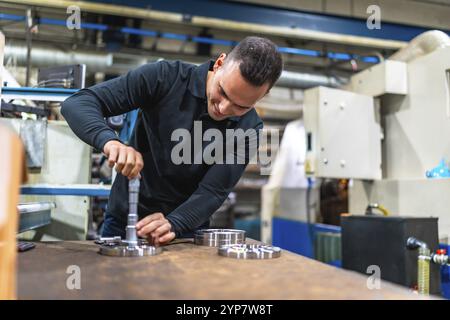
61, 36, 283, 245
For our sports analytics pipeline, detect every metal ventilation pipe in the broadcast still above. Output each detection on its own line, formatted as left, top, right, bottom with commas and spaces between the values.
389, 30, 450, 63
4, 42, 113, 71
275, 70, 343, 89
4, 41, 343, 89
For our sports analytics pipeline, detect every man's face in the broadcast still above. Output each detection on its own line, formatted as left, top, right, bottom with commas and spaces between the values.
206, 55, 270, 121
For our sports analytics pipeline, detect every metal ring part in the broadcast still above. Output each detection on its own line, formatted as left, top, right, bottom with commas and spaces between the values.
218, 244, 281, 259
194, 229, 246, 247
98, 239, 162, 257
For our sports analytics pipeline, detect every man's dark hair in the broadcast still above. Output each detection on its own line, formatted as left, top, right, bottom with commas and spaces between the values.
226, 36, 283, 89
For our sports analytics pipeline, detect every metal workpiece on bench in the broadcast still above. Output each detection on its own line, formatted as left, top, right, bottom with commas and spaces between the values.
218, 244, 282, 260
98, 238, 163, 257
194, 229, 246, 247
97, 178, 162, 257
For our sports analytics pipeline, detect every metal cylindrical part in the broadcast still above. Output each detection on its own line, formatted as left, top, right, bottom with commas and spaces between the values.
129, 192, 138, 205
127, 213, 137, 225
99, 240, 163, 257
126, 178, 140, 245
194, 229, 246, 247
129, 178, 140, 193
126, 225, 138, 246
418, 247, 430, 295
218, 244, 282, 259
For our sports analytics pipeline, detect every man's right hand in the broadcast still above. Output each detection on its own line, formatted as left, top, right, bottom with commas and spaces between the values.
103, 140, 144, 179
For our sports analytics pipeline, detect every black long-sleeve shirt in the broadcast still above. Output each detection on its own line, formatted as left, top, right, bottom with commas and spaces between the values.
61, 59, 263, 237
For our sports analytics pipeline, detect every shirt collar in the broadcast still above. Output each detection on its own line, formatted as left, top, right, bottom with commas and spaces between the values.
189, 59, 241, 123
188, 60, 214, 100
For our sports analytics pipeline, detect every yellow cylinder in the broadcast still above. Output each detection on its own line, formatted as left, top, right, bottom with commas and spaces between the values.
417, 248, 430, 295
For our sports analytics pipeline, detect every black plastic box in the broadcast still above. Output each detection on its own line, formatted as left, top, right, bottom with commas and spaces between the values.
341, 215, 440, 294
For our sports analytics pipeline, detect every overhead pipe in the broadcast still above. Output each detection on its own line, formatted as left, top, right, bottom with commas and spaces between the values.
276, 70, 343, 89
2, 0, 406, 50
0, 13, 379, 64
4, 42, 113, 71
390, 30, 450, 62
5, 42, 344, 89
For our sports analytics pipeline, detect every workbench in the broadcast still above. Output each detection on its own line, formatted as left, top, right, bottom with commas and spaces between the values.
18, 240, 428, 299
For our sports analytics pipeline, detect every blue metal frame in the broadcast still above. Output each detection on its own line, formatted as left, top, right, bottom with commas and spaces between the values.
2, 87, 78, 96
0, 13, 23, 21
21, 185, 111, 196
1, 87, 79, 102
84, 0, 449, 42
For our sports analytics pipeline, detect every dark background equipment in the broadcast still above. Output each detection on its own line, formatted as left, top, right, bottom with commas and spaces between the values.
341, 215, 440, 294
37, 64, 86, 89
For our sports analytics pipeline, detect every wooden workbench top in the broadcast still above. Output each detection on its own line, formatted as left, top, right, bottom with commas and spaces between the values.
18, 240, 428, 300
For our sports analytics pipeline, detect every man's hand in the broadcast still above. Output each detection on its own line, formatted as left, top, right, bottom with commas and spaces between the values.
103, 140, 144, 179
136, 212, 176, 246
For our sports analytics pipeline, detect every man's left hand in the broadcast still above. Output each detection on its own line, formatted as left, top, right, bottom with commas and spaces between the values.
136, 212, 176, 246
